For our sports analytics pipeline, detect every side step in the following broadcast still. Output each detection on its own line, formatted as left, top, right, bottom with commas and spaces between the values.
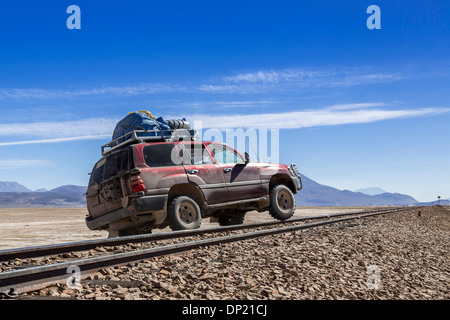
205, 196, 268, 209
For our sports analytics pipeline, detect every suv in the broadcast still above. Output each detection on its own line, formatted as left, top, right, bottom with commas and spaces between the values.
85, 136, 302, 237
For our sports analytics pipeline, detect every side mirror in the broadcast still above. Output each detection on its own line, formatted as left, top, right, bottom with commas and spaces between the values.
244, 152, 250, 164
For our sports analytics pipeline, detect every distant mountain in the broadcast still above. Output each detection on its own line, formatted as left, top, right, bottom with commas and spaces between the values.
34, 188, 48, 192
355, 187, 387, 196
0, 182, 87, 208
0, 178, 441, 208
295, 174, 418, 206
416, 200, 450, 206
0, 181, 33, 193
47, 185, 86, 194
0, 192, 86, 208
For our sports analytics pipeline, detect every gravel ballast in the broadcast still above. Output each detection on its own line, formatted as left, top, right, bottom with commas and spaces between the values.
22, 206, 450, 300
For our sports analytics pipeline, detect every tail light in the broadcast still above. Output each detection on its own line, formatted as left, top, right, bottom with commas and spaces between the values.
131, 175, 146, 193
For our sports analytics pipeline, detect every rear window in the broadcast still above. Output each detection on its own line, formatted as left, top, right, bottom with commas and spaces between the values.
103, 149, 130, 180
89, 159, 105, 185
143, 143, 181, 167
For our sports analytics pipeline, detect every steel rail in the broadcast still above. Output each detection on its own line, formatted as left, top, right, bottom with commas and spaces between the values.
0, 208, 410, 295
0, 207, 407, 262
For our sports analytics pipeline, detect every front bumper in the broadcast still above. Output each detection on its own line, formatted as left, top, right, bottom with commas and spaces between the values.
289, 163, 302, 191
292, 175, 302, 191
86, 195, 168, 230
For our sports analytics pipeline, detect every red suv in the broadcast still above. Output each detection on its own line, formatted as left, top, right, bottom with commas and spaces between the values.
85, 133, 302, 237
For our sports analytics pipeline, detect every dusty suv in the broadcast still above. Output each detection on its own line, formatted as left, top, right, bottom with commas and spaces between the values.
85, 139, 302, 237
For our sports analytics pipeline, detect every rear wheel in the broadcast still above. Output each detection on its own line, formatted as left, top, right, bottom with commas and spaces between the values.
167, 195, 202, 231
268, 184, 295, 220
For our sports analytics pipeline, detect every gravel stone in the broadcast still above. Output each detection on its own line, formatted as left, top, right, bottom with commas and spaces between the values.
20, 206, 450, 300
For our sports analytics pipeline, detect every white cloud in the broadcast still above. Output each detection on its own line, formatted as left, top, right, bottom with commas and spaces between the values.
224, 69, 325, 83
0, 104, 448, 146
199, 68, 405, 94
0, 159, 52, 169
325, 102, 388, 111
0, 135, 111, 147
0, 84, 177, 100
0, 118, 118, 137
190, 107, 450, 129
0, 67, 407, 99
0, 117, 116, 146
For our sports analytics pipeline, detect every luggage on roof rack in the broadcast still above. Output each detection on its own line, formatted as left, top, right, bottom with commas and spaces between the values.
103, 111, 198, 156
112, 112, 171, 143
102, 128, 198, 156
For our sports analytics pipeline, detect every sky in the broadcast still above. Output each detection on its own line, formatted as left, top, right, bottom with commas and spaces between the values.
0, 0, 449, 202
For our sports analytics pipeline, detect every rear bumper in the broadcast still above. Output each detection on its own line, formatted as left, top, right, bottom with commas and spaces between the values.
86, 195, 168, 230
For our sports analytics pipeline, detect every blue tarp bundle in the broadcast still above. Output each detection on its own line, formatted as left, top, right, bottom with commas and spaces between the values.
112, 112, 172, 143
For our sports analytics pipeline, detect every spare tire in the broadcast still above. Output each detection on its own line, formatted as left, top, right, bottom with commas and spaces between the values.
166, 119, 191, 130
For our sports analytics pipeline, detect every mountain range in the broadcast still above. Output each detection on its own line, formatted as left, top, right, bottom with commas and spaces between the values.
294, 174, 421, 206
0, 176, 447, 208
354, 187, 387, 196
0, 182, 87, 208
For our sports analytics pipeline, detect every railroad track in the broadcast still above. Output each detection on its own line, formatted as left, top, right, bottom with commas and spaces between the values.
0, 206, 414, 297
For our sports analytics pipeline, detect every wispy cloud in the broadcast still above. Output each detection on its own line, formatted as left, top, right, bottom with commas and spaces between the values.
0, 135, 111, 147
0, 67, 407, 100
0, 159, 52, 169
0, 118, 118, 137
325, 102, 388, 111
0, 84, 179, 100
0, 118, 117, 146
190, 107, 450, 129
1, 104, 448, 146
198, 68, 406, 94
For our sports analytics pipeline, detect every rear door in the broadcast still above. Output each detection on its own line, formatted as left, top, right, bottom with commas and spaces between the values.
178, 142, 227, 205
86, 158, 106, 219
206, 142, 264, 202
99, 148, 131, 214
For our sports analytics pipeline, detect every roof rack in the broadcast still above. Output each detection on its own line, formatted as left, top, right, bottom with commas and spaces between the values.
101, 129, 199, 156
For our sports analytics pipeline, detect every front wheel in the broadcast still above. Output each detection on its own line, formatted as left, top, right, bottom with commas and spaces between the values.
167, 195, 202, 231
268, 184, 295, 220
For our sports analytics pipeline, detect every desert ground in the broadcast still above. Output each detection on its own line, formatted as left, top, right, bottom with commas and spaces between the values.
0, 207, 372, 250
1, 206, 448, 300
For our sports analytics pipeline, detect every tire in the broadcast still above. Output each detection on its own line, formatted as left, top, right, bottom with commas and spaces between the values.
218, 213, 245, 226
167, 195, 202, 231
268, 184, 295, 220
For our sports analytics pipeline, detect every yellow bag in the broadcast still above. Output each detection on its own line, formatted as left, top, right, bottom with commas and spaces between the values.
128, 110, 156, 120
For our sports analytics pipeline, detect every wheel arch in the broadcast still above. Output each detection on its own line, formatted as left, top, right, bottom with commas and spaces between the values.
269, 174, 297, 194
168, 183, 206, 208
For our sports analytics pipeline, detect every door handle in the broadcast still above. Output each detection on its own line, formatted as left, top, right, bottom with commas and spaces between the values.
223, 167, 232, 173
188, 169, 198, 174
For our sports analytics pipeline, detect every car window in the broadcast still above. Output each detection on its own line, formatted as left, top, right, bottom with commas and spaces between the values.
208, 143, 244, 164
103, 149, 129, 180
179, 144, 213, 165
143, 143, 181, 167
89, 159, 105, 185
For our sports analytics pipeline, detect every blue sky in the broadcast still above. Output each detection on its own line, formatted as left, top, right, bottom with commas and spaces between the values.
0, 0, 449, 202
